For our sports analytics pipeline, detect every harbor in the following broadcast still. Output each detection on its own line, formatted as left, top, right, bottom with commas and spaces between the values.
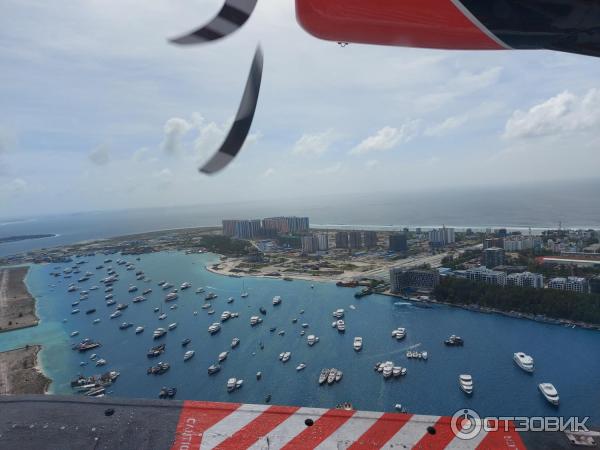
2, 250, 599, 423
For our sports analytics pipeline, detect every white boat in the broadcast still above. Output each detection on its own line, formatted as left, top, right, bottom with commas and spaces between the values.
168, 322, 177, 330
227, 297, 235, 303
392, 328, 406, 340
153, 328, 167, 339
227, 378, 237, 392
250, 316, 262, 326
95, 358, 107, 366
307, 335, 319, 346
208, 323, 221, 334
71, 309, 80, 314
318, 369, 329, 384
422, 351, 428, 360
184, 350, 195, 361
336, 320, 345, 332
70, 331, 79, 337
353, 336, 363, 351
231, 337, 240, 348
395, 404, 403, 411
332, 309, 345, 318
327, 370, 336, 384
135, 326, 144, 334
109, 310, 121, 319
93, 318, 101, 324
128, 285, 138, 292
196, 287, 205, 294
236, 379, 244, 388
180, 282, 192, 290
158, 313, 167, 320
538, 383, 559, 405
241, 292, 249, 298
296, 363, 306, 371
221, 311, 232, 322
218, 351, 228, 362
281, 351, 291, 363
459, 374, 474, 395
382, 361, 393, 378
335, 370, 343, 382
272, 296, 282, 305
514, 352, 535, 373
165, 292, 178, 302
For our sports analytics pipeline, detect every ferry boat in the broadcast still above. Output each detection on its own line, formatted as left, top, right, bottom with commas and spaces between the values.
307, 335, 319, 346
135, 326, 144, 334
183, 350, 195, 361
218, 351, 228, 362
272, 296, 282, 306
231, 338, 240, 348
514, 352, 535, 373
459, 374, 474, 395
208, 323, 221, 334
353, 337, 363, 351
538, 383, 559, 405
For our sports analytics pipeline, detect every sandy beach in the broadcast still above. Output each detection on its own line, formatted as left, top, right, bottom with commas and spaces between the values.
0, 345, 50, 394
0, 266, 39, 332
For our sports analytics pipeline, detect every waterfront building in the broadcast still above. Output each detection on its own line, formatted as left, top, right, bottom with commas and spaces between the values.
316, 233, 329, 251
389, 233, 408, 252
506, 272, 544, 289
548, 276, 589, 293
335, 232, 349, 249
465, 267, 507, 286
222, 220, 237, 237
483, 247, 506, 268
301, 235, 319, 254
262, 216, 309, 234
428, 226, 455, 247
390, 268, 440, 292
348, 231, 363, 249
363, 231, 377, 249
222, 219, 261, 239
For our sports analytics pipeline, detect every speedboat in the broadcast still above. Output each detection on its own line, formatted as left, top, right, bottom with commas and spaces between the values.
227, 378, 237, 392
158, 313, 167, 320
272, 296, 282, 306
208, 323, 221, 334
119, 322, 133, 330
445, 335, 464, 346
106, 299, 116, 306
196, 287, 205, 294
165, 293, 178, 302
201, 303, 211, 309
180, 282, 192, 290
296, 363, 306, 371
392, 328, 406, 340
538, 383, 559, 405
318, 369, 329, 385
221, 311, 231, 322
128, 285, 138, 292
256, 371, 262, 380
307, 335, 319, 346
184, 350, 195, 361
93, 318, 101, 324
142, 289, 152, 295
459, 374, 474, 395
236, 379, 244, 389
250, 316, 262, 326
301, 323, 309, 328
227, 297, 234, 304
181, 338, 191, 346
278, 330, 285, 336
168, 322, 177, 330
336, 320, 345, 332
208, 364, 221, 375
218, 351, 228, 362
71, 309, 80, 314
95, 358, 107, 366
231, 337, 240, 348
382, 361, 393, 378
205, 292, 218, 300
353, 336, 363, 351
153, 328, 167, 339
332, 309, 344, 318
281, 351, 291, 363
109, 310, 121, 319
514, 352, 534, 373
335, 370, 343, 382
135, 326, 144, 334
70, 331, 79, 337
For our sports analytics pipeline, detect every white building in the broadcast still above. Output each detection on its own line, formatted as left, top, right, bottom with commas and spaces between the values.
506, 272, 544, 289
465, 267, 507, 286
428, 226, 455, 247
548, 277, 589, 293
316, 233, 329, 251
503, 236, 542, 252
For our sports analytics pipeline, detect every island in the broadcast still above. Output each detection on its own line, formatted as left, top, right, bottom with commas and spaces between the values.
0, 234, 56, 244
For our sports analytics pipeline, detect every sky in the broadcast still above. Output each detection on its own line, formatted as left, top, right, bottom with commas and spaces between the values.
1, 0, 600, 219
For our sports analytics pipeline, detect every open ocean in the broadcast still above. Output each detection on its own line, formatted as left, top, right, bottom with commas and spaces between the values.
1, 251, 599, 423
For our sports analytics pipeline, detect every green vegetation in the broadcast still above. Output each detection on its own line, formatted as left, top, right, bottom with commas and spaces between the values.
441, 249, 482, 270
434, 277, 600, 324
200, 236, 249, 256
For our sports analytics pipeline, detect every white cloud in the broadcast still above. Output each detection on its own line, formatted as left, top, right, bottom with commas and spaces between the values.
350, 122, 419, 155
162, 117, 192, 155
315, 162, 342, 175
263, 167, 275, 177
88, 144, 110, 165
504, 89, 600, 140
425, 102, 503, 137
0, 178, 28, 195
366, 159, 379, 169
292, 130, 336, 157
132, 147, 150, 163
154, 168, 173, 186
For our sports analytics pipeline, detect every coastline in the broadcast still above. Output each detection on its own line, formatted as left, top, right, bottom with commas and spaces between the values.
205, 262, 339, 284
0, 266, 39, 333
0, 345, 51, 394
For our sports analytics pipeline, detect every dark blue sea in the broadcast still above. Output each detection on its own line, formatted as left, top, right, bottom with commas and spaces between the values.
2, 251, 599, 424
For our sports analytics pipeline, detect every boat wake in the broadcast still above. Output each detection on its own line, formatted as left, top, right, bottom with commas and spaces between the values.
367, 343, 422, 359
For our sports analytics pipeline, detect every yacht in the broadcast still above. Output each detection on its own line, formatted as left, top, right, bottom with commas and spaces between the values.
272, 296, 282, 306
445, 335, 464, 346
278, 330, 285, 336
106, 299, 116, 306
205, 292, 218, 300
353, 337, 363, 351
218, 351, 228, 362
208, 364, 221, 375
165, 293, 178, 302
296, 363, 306, 371
207, 309, 215, 315
105, 294, 113, 300
70, 331, 79, 337
335, 370, 343, 382
241, 292, 249, 298
162, 283, 174, 290
231, 337, 240, 348
327, 370, 336, 384
332, 309, 345, 319
142, 288, 152, 295
307, 335, 319, 346
95, 359, 107, 366
133, 296, 146, 303
382, 361, 394, 378
153, 307, 160, 312
422, 351, 428, 360
158, 313, 167, 320
221, 311, 231, 322
90, 286, 99, 291
318, 369, 329, 385
93, 318, 101, 324
181, 338, 191, 347
236, 379, 244, 389
250, 316, 262, 326
158, 281, 166, 287
180, 282, 192, 290
300, 330, 305, 336
392, 328, 406, 340
227, 378, 238, 392
169, 304, 178, 310
72, 301, 80, 307
135, 326, 144, 334
208, 323, 221, 334
196, 287, 205, 294
168, 322, 177, 330
281, 351, 291, 363
301, 323, 309, 328
153, 328, 167, 339
227, 297, 234, 304
201, 303, 211, 309
71, 309, 80, 315
256, 371, 262, 380
336, 320, 345, 332
514, 352, 535, 373
119, 322, 133, 330
538, 383, 559, 405
183, 350, 195, 361
109, 310, 121, 319
128, 285, 138, 293
459, 374, 474, 395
